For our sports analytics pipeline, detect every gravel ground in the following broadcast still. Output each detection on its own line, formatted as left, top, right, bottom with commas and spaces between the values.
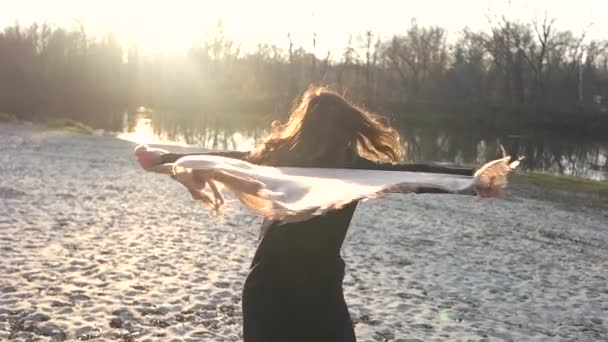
1, 122, 607, 341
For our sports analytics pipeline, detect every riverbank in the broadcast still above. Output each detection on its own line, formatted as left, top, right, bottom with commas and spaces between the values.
1, 122, 607, 341
511, 172, 608, 211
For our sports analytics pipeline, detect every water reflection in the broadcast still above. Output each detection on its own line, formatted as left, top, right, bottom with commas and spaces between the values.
120, 111, 608, 181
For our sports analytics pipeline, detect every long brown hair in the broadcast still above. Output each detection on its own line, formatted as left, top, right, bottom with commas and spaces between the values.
248, 85, 404, 167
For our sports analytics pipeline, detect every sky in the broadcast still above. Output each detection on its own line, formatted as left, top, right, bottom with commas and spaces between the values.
1, 0, 606, 56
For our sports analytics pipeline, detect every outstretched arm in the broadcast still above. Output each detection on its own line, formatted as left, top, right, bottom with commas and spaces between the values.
355, 157, 475, 176
352, 157, 477, 195
356, 155, 524, 197
134, 144, 249, 171
159, 150, 249, 164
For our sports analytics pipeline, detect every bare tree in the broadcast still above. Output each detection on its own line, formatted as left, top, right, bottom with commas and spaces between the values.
381, 19, 448, 101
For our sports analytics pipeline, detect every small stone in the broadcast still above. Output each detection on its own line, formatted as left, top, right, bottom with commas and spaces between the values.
50, 300, 72, 307
34, 323, 67, 340
375, 328, 395, 340
26, 312, 51, 323
149, 318, 172, 328
411, 323, 434, 330
112, 308, 135, 321
70, 292, 91, 301
75, 326, 102, 340
157, 306, 171, 315
0, 286, 17, 293
213, 281, 230, 289
198, 311, 216, 319
109, 317, 123, 329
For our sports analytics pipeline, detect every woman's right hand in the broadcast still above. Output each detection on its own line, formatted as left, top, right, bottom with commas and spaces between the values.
134, 144, 168, 170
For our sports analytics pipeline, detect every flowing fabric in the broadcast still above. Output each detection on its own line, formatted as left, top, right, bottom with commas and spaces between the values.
136, 145, 522, 223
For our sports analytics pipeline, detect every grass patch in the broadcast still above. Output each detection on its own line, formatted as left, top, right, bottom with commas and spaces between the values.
46, 118, 94, 134
515, 171, 608, 195
0, 112, 18, 122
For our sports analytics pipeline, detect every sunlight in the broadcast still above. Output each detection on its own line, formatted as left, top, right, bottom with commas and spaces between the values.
3, 0, 606, 56
115, 2, 207, 55
109, 0, 293, 55
118, 116, 157, 144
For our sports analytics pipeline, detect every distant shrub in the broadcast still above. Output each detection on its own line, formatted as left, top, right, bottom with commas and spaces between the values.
0, 112, 17, 122
46, 118, 94, 134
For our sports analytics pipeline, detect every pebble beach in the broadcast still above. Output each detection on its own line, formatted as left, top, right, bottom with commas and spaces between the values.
1, 122, 607, 341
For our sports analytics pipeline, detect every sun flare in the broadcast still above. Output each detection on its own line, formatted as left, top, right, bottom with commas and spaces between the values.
3, 0, 606, 57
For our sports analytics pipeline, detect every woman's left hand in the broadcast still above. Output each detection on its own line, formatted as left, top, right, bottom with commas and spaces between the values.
473, 154, 523, 198
474, 182, 506, 198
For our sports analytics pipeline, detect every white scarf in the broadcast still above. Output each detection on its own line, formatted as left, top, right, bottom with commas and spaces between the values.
138, 145, 521, 224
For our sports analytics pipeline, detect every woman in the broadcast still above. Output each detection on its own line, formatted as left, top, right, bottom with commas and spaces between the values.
141, 86, 476, 342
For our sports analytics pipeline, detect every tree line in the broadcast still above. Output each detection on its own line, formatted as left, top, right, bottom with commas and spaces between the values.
1, 17, 607, 132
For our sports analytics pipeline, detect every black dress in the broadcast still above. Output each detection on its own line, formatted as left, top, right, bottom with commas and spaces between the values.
160, 152, 473, 342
